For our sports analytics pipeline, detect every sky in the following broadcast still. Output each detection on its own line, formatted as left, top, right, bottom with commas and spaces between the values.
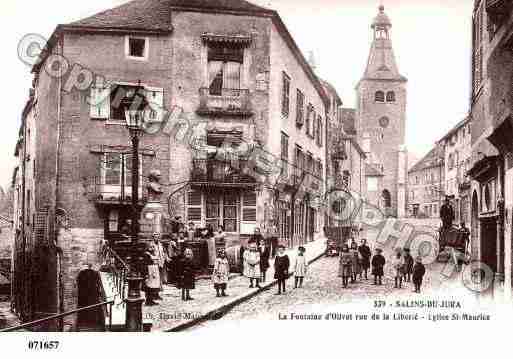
0, 0, 473, 189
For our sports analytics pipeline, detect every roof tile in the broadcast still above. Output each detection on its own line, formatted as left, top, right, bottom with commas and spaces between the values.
69, 0, 271, 31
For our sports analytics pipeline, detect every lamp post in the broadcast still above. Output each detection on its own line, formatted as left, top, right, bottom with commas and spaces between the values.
121, 81, 149, 332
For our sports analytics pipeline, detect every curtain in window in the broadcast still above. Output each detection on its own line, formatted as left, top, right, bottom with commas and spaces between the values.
223, 61, 241, 92
105, 154, 121, 185
208, 60, 224, 95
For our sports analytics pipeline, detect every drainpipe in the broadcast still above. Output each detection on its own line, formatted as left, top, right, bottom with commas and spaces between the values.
52, 32, 65, 328
497, 158, 505, 279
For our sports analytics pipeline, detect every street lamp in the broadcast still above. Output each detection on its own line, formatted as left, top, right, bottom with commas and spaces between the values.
121, 81, 149, 332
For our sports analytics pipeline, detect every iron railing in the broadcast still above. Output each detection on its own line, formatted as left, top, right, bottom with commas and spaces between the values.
100, 246, 130, 303
93, 176, 147, 204
197, 88, 252, 116
486, 0, 511, 14
191, 158, 257, 185
0, 300, 114, 332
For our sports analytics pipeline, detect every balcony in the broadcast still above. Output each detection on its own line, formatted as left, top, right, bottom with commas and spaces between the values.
197, 88, 252, 117
487, 0, 512, 15
486, 0, 512, 28
93, 177, 147, 206
191, 158, 258, 188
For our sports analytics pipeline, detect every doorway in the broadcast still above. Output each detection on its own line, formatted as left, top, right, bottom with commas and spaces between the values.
76, 267, 105, 331
480, 217, 498, 273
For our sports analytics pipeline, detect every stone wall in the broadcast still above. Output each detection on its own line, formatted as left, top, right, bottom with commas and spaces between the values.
58, 228, 103, 331
357, 79, 407, 216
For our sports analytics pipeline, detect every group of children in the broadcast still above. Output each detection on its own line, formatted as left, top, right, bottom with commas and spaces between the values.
339, 239, 427, 293
208, 239, 428, 302
391, 247, 426, 293
212, 243, 308, 297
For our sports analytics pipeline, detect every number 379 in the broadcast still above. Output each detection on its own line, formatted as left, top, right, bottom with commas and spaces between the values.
374, 300, 386, 308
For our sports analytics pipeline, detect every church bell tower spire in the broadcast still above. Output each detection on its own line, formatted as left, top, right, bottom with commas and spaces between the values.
356, 5, 408, 218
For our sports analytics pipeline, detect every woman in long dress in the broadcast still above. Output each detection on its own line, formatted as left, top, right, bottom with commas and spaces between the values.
144, 244, 161, 306
294, 246, 307, 288
243, 241, 261, 288
212, 249, 230, 297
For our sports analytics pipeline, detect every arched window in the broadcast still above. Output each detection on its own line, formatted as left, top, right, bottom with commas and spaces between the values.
375, 91, 385, 102
386, 91, 395, 102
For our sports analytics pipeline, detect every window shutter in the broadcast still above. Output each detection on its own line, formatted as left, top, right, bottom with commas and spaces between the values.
34, 209, 49, 246
318, 118, 323, 146
90, 85, 110, 119
187, 190, 203, 223
145, 87, 164, 124
242, 190, 257, 222
312, 113, 317, 140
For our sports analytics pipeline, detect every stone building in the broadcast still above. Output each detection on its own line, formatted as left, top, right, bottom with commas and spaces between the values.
467, 0, 513, 299
407, 146, 444, 218
323, 85, 366, 228
438, 116, 472, 225
12, 89, 44, 322
11, 0, 329, 329
356, 6, 408, 217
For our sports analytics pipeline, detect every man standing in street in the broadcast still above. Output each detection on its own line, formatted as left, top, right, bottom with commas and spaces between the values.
153, 232, 168, 292
440, 196, 455, 231
358, 239, 371, 280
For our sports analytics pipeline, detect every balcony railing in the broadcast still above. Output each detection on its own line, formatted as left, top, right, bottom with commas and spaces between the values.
277, 161, 323, 194
93, 177, 147, 204
487, 0, 512, 29
191, 158, 257, 187
486, 0, 512, 14
197, 88, 252, 117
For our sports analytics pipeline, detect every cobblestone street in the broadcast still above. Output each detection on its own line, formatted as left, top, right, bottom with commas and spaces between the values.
140, 238, 327, 331
188, 242, 481, 331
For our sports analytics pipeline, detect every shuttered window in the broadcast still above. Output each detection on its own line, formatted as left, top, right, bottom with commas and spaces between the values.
318, 116, 323, 147
144, 87, 164, 124
102, 153, 141, 186
375, 91, 385, 103
473, 6, 484, 96
187, 190, 203, 222
89, 85, 111, 119
312, 112, 317, 140
242, 190, 257, 222
282, 72, 290, 117
281, 132, 289, 177
306, 104, 313, 136
296, 89, 304, 126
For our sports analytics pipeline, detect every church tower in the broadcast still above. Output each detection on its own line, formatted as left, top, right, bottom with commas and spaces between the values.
356, 5, 408, 217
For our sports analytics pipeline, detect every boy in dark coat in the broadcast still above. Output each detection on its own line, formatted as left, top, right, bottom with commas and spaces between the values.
412, 256, 426, 293
258, 239, 271, 283
358, 239, 371, 280
339, 244, 352, 288
274, 245, 290, 295
178, 248, 196, 301
371, 248, 386, 285
403, 248, 414, 282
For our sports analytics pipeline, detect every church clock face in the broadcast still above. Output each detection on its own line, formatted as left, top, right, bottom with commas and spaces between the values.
379, 116, 390, 128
